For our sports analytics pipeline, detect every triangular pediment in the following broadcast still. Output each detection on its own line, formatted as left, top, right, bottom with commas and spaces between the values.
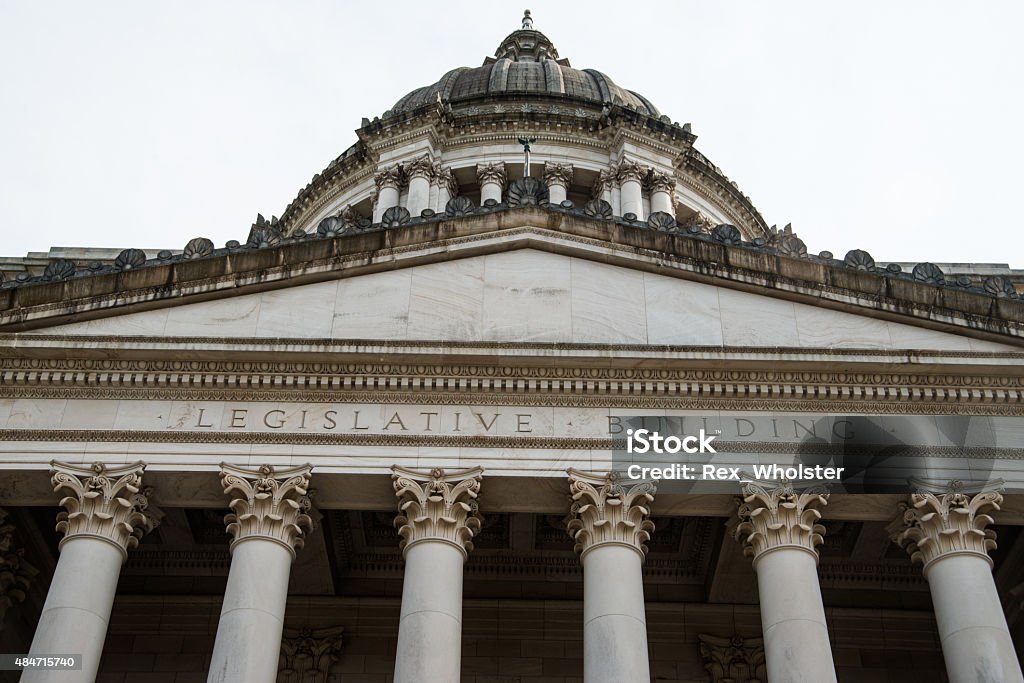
24, 247, 1020, 352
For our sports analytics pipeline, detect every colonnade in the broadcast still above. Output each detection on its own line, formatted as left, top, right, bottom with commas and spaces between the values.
371, 155, 678, 223
19, 461, 1024, 683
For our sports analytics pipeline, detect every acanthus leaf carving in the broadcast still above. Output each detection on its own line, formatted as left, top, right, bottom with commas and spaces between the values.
542, 162, 573, 188
887, 482, 1002, 570
403, 153, 434, 181
51, 461, 157, 557
476, 162, 507, 187
373, 165, 403, 191
220, 463, 314, 557
278, 625, 344, 683
391, 465, 483, 558
734, 481, 829, 563
565, 469, 656, 559
615, 159, 647, 184
698, 633, 766, 683
648, 171, 675, 194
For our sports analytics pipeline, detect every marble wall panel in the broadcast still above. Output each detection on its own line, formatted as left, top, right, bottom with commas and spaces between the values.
332, 269, 412, 340
481, 250, 572, 342
408, 257, 485, 340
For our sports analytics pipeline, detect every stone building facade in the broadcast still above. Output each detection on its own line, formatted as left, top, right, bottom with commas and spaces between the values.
1, 11, 1023, 683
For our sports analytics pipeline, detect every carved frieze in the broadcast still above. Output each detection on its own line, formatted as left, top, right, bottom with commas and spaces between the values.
734, 481, 829, 563
392, 465, 483, 557
220, 463, 314, 556
566, 469, 656, 559
51, 461, 158, 556
888, 484, 1002, 570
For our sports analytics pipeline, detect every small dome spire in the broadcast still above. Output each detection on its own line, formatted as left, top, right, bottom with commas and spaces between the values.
522, 9, 533, 30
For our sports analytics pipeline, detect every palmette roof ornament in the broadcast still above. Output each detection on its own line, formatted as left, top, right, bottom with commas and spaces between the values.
220, 463, 314, 557
391, 465, 483, 558
888, 483, 1002, 571
734, 481, 829, 564
565, 469, 656, 560
50, 461, 158, 557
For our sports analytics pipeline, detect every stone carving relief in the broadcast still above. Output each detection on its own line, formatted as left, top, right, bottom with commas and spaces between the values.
476, 162, 507, 187
278, 626, 344, 683
734, 481, 829, 562
373, 165, 403, 191
887, 484, 1002, 569
220, 463, 314, 556
51, 461, 159, 555
542, 162, 573, 188
615, 159, 647, 184
566, 469, 656, 558
0, 509, 37, 624
698, 634, 766, 683
392, 466, 483, 557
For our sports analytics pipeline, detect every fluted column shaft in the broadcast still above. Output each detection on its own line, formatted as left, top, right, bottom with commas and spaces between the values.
890, 489, 1024, 683
392, 466, 483, 683
734, 482, 837, 683
567, 470, 655, 683
25, 462, 155, 683
208, 464, 313, 683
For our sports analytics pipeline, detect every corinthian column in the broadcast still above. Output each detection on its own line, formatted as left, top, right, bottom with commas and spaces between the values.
373, 165, 402, 222
889, 486, 1024, 683
25, 462, 156, 683
566, 469, 656, 683
208, 464, 313, 683
391, 466, 483, 683
543, 162, 573, 204
648, 171, 675, 216
616, 159, 646, 220
733, 482, 837, 683
404, 153, 434, 216
476, 162, 506, 204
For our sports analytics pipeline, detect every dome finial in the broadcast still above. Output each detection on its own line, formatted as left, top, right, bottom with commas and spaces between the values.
522, 9, 533, 30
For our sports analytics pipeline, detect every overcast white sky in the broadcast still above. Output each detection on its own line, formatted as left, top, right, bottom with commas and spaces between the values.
1, 1, 1022, 266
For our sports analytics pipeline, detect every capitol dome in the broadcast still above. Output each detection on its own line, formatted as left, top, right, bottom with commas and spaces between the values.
387, 16, 661, 118
274, 10, 770, 241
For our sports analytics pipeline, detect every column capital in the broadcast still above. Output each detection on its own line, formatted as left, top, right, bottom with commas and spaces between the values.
404, 153, 434, 181
476, 161, 506, 187
733, 481, 828, 564
435, 165, 458, 196
648, 170, 675, 194
542, 162, 573, 188
592, 168, 615, 198
50, 461, 157, 558
373, 164, 403, 191
887, 484, 1002, 571
279, 626, 344, 683
566, 469, 656, 560
392, 465, 483, 558
0, 509, 38, 620
615, 159, 647, 184
698, 634, 766, 683
220, 463, 314, 558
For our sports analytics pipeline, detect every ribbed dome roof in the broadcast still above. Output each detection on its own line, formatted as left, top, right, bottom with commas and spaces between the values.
388, 13, 660, 118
